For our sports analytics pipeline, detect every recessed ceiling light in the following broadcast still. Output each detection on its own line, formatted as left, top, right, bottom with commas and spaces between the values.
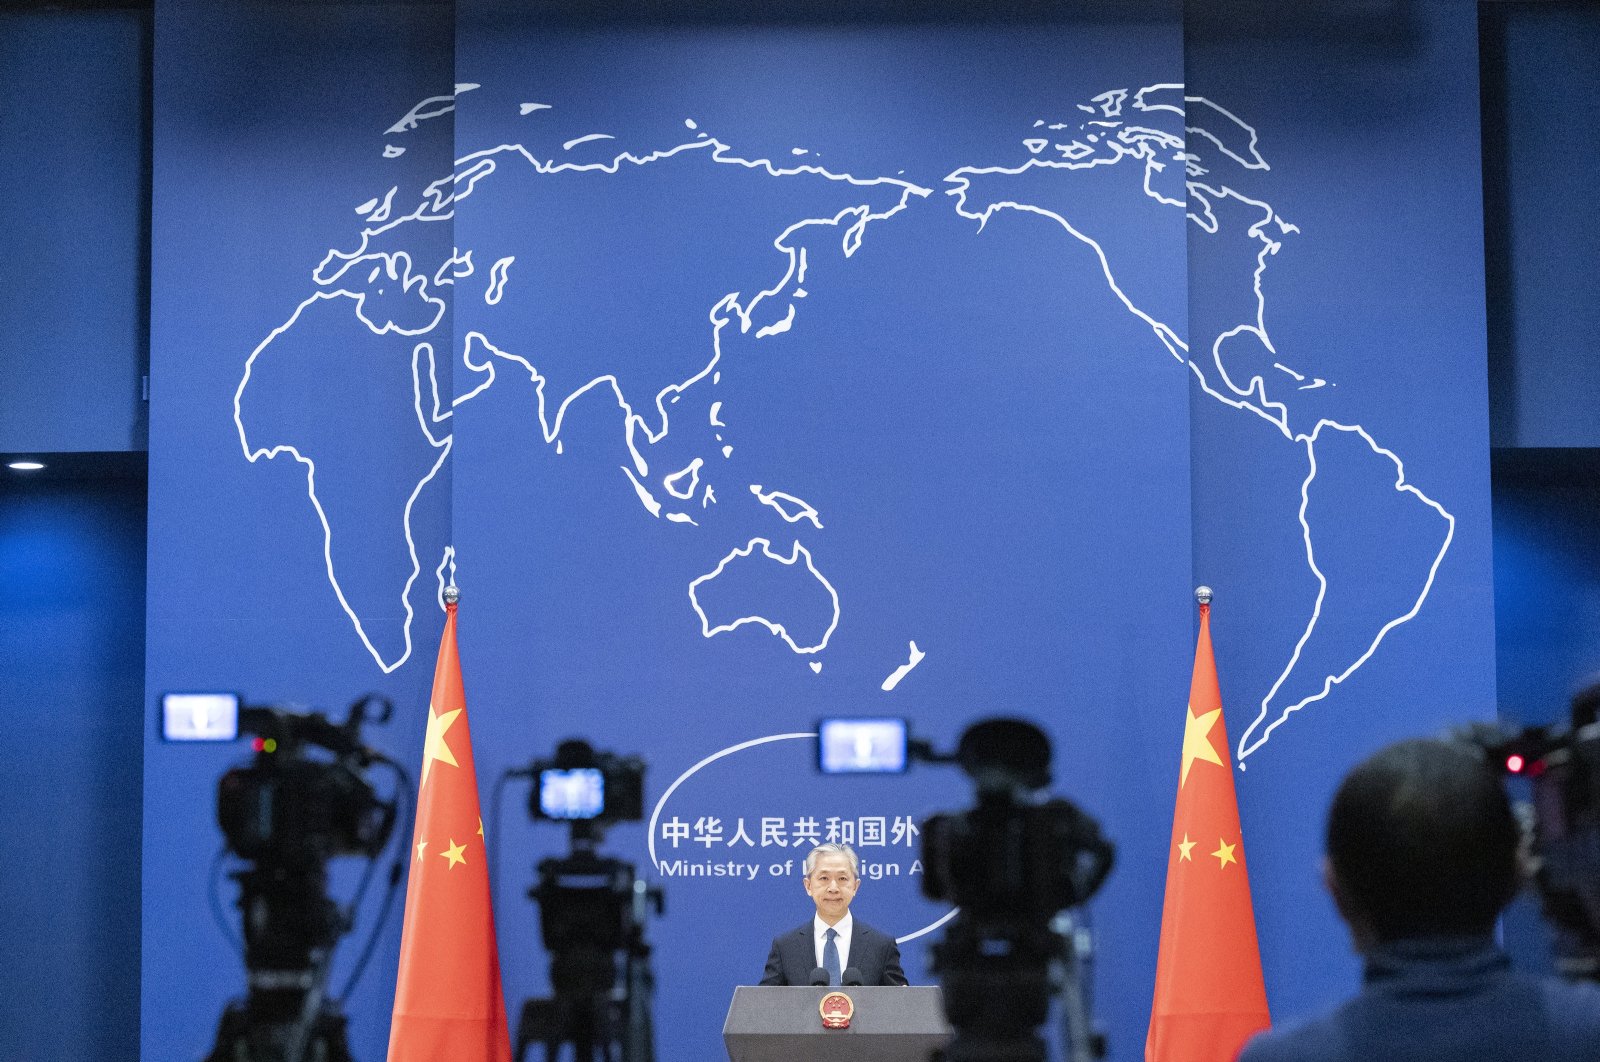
7, 461, 45, 471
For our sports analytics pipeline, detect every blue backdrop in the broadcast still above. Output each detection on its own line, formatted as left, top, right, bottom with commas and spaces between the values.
1186, 0, 1498, 1021
143, 3, 1495, 1060
0, 471, 145, 1060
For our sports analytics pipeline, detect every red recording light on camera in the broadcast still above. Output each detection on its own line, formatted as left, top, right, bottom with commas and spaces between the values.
1506, 753, 1525, 773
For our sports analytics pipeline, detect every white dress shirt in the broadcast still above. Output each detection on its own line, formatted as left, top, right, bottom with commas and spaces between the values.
813, 911, 853, 973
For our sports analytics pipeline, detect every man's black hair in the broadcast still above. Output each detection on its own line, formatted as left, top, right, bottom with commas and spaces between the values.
1326, 738, 1520, 942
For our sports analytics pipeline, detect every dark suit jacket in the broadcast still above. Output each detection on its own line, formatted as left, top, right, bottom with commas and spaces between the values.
759, 918, 909, 987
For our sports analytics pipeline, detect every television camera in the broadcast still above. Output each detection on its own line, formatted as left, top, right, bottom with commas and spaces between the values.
511, 739, 662, 1062
163, 692, 405, 1062
818, 716, 1116, 1062
1460, 681, 1600, 981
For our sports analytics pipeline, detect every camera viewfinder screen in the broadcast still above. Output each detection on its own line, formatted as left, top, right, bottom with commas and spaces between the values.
539, 767, 605, 819
161, 692, 240, 741
818, 717, 908, 773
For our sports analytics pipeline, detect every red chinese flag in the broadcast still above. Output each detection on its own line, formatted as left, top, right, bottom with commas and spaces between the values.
388, 598, 512, 1062
1146, 600, 1270, 1062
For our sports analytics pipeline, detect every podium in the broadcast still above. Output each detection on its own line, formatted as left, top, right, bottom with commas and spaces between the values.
723, 985, 951, 1062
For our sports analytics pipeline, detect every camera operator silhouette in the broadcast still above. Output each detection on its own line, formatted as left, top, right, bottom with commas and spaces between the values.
1239, 738, 1600, 1062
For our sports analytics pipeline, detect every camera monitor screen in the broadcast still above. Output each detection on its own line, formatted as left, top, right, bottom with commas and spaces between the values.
818, 717, 909, 774
161, 692, 240, 742
539, 767, 605, 819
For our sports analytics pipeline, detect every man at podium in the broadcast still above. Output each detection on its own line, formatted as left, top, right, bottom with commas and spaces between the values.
760, 843, 909, 987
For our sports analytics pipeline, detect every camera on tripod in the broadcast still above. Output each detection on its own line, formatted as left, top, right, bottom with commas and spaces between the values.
529, 740, 645, 825
817, 716, 1116, 1062
162, 692, 403, 1062
513, 739, 662, 1062
1456, 681, 1600, 981
215, 704, 396, 867
919, 720, 1116, 919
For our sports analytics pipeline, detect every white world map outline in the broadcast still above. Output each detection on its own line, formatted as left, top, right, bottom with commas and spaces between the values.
687, 538, 841, 656
944, 85, 1454, 761
234, 81, 1456, 761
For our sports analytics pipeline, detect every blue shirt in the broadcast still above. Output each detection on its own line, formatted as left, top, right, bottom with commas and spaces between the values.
1237, 936, 1600, 1062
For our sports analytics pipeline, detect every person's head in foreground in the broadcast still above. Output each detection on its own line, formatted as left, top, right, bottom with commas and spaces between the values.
1323, 737, 1520, 950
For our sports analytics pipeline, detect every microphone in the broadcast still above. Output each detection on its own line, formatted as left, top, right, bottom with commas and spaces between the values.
842, 967, 864, 987
808, 967, 830, 986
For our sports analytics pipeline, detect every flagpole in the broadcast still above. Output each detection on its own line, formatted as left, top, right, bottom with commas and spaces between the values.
1145, 582, 1271, 1062
387, 579, 513, 1062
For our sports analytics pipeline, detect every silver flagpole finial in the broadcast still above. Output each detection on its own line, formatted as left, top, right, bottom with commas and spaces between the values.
1194, 585, 1213, 605
443, 584, 460, 605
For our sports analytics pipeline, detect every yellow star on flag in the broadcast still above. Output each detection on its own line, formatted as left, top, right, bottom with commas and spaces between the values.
441, 838, 467, 868
478, 816, 485, 839
1212, 839, 1238, 868
1177, 834, 1196, 862
415, 840, 428, 862
421, 704, 463, 787
1181, 705, 1225, 787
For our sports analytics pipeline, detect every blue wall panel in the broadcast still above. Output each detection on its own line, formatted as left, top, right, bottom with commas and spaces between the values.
0, 12, 148, 453
1482, 3, 1600, 448
142, 3, 455, 1058
1186, 0, 1499, 1024
0, 471, 145, 1061
1493, 453, 1600, 723
453, 17, 1190, 1061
